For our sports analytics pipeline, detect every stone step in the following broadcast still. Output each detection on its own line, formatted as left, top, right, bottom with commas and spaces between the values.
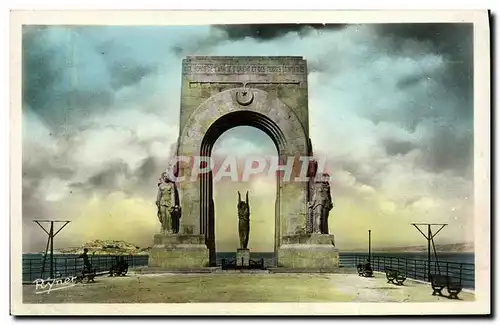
268, 267, 356, 274
133, 267, 219, 274
133, 266, 357, 275
214, 269, 270, 274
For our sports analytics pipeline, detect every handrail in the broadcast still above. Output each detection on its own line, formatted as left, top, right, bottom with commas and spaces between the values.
22, 254, 149, 283
340, 253, 474, 289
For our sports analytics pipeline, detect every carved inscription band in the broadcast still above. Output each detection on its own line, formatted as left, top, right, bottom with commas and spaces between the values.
183, 64, 306, 74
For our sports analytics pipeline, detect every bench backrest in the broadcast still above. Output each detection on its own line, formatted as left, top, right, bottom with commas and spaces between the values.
430, 274, 450, 285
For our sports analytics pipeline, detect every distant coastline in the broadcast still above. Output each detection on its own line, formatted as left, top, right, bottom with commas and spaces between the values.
26, 240, 474, 255
341, 243, 474, 253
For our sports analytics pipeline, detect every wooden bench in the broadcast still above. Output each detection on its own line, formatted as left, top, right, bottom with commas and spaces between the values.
249, 258, 265, 270
357, 264, 364, 275
430, 274, 462, 299
221, 258, 235, 270
447, 280, 463, 299
357, 263, 374, 277
385, 268, 406, 285
110, 262, 129, 276
75, 268, 96, 283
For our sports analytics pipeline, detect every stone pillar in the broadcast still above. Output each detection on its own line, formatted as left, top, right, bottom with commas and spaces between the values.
279, 181, 308, 236
178, 174, 200, 233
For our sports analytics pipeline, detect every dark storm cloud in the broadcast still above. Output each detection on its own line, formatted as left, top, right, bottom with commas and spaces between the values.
396, 74, 429, 90
377, 23, 473, 118
382, 138, 415, 156
22, 178, 51, 222
95, 40, 157, 90
64, 130, 172, 198
23, 159, 75, 184
375, 23, 473, 98
366, 24, 474, 177
108, 61, 155, 90
375, 23, 473, 54
170, 33, 227, 57
22, 27, 156, 132
214, 24, 347, 41
419, 124, 474, 176
22, 173, 56, 251
126, 155, 169, 196
69, 158, 159, 199
136, 156, 159, 181
87, 161, 131, 189
22, 135, 76, 193
22, 29, 111, 129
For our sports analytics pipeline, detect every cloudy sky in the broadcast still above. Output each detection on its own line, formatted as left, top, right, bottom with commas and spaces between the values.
22, 23, 474, 253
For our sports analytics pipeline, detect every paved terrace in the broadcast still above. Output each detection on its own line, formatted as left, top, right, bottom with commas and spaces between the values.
23, 271, 474, 303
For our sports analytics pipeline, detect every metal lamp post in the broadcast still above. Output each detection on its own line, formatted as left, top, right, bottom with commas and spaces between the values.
368, 229, 371, 264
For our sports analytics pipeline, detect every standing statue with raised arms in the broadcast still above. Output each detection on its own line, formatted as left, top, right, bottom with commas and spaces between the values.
237, 191, 250, 249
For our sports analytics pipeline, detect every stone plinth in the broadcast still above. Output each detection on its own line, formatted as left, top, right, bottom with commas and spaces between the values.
236, 249, 250, 267
277, 234, 339, 270
149, 234, 209, 269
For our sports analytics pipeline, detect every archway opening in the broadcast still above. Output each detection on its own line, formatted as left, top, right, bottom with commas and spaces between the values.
212, 126, 278, 267
200, 110, 286, 267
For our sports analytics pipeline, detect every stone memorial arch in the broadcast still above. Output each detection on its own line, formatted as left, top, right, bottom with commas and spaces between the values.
149, 56, 339, 270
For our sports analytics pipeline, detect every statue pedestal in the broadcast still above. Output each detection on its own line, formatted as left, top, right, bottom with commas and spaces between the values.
149, 233, 209, 269
277, 234, 339, 270
236, 249, 250, 267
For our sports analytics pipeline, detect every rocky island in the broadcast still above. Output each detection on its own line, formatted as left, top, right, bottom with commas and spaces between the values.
43, 240, 151, 256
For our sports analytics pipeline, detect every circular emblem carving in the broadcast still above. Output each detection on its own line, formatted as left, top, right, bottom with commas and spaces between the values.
235, 89, 254, 106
